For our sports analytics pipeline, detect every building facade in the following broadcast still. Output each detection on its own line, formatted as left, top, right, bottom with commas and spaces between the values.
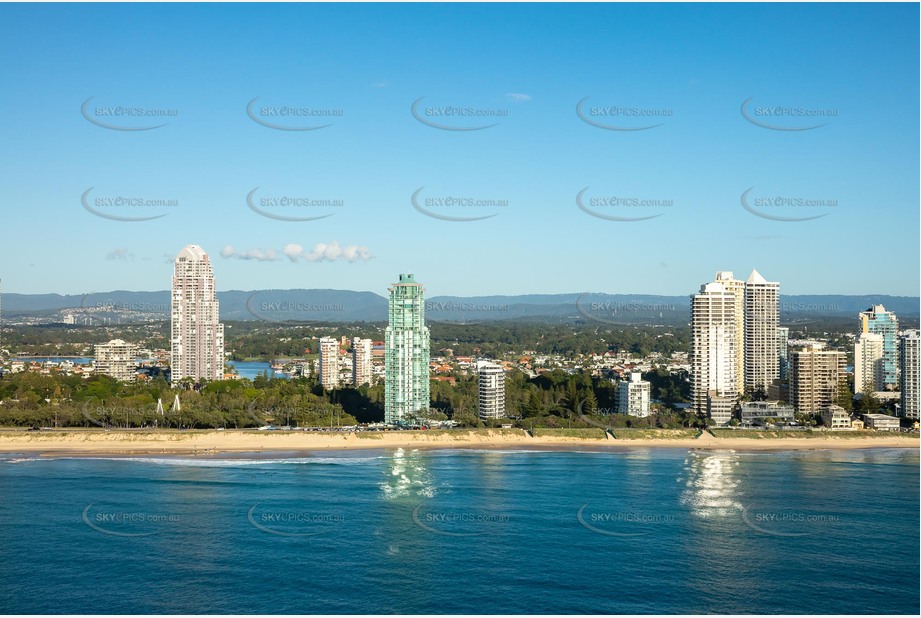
789, 345, 846, 413
822, 405, 851, 429
384, 274, 431, 424
94, 339, 138, 382
740, 400, 795, 425
691, 281, 739, 419
777, 326, 789, 380
352, 337, 373, 387
854, 332, 884, 394
744, 269, 780, 395
170, 245, 225, 383
863, 413, 900, 430
617, 372, 651, 417
899, 330, 920, 419
477, 361, 506, 420
715, 271, 745, 395
858, 305, 899, 389
318, 336, 340, 388
706, 393, 736, 427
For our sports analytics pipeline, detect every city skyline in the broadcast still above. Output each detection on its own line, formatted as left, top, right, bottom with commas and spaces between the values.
0, 5, 917, 616
0, 3, 918, 298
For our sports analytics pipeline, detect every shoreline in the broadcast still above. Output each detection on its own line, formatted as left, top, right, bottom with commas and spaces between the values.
0, 429, 917, 458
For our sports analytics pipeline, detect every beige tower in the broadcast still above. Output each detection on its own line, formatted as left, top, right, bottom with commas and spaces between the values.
170, 245, 225, 384
715, 271, 745, 394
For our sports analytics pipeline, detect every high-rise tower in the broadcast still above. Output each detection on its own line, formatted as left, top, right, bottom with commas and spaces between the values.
744, 269, 780, 394
170, 245, 225, 383
384, 274, 430, 424
352, 337, 373, 387
318, 336, 340, 388
899, 330, 920, 419
858, 305, 899, 389
715, 271, 745, 394
691, 281, 739, 421
854, 332, 884, 394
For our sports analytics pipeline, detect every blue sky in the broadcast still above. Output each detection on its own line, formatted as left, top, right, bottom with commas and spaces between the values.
0, 2, 918, 297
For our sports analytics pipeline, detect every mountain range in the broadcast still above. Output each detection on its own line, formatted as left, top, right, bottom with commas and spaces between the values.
2, 289, 918, 324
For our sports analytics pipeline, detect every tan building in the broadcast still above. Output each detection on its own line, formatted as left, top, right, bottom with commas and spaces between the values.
789, 345, 845, 413
352, 337, 373, 387
94, 339, 138, 382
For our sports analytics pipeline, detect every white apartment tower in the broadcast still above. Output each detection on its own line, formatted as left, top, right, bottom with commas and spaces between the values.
477, 361, 506, 419
744, 269, 780, 395
318, 336, 340, 388
899, 330, 920, 419
617, 372, 651, 417
854, 332, 884, 394
352, 337, 373, 387
170, 245, 225, 384
691, 281, 739, 418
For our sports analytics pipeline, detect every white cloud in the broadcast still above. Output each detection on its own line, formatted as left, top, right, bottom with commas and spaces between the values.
284, 241, 373, 263
507, 92, 531, 102
106, 247, 134, 261
220, 245, 280, 262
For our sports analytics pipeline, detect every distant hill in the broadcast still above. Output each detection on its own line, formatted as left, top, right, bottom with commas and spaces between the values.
2, 289, 918, 324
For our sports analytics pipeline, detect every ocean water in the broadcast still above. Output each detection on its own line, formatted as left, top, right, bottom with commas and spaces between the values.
0, 448, 917, 614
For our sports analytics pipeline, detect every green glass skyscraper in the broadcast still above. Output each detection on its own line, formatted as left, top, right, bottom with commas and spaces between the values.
385, 273, 430, 424
859, 305, 899, 389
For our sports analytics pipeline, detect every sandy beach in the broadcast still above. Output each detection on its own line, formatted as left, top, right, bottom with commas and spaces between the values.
0, 428, 917, 457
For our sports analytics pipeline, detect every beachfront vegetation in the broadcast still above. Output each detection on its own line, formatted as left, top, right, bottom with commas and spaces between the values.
0, 364, 698, 430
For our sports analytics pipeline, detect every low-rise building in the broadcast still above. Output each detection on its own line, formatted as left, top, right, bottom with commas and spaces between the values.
862, 413, 900, 431
821, 405, 851, 430
740, 400, 795, 425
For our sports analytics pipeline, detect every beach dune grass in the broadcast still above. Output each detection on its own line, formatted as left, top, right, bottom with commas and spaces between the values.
530, 427, 608, 439
709, 428, 917, 440
611, 428, 700, 440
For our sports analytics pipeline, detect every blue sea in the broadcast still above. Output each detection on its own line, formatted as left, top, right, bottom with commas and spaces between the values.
0, 447, 917, 614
